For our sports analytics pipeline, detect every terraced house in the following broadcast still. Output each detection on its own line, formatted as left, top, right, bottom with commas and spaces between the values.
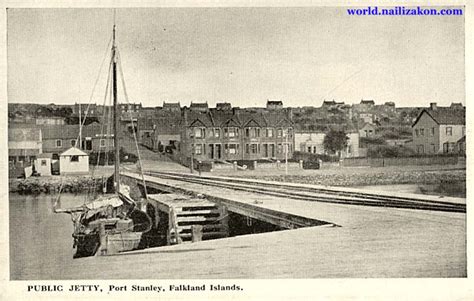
179, 105, 294, 163
411, 103, 465, 154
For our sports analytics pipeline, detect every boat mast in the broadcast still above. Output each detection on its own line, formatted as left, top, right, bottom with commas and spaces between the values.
112, 24, 120, 193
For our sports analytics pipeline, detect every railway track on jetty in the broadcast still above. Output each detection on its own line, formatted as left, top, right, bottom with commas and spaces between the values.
142, 171, 466, 214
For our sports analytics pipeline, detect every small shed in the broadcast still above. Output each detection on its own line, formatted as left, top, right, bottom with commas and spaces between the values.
59, 147, 89, 175
35, 153, 53, 176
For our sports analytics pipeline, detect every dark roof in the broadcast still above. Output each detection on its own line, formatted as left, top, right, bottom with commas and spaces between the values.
8, 127, 41, 142
190, 102, 209, 108
267, 100, 283, 105
184, 109, 292, 128
413, 108, 466, 126
361, 99, 375, 105
40, 124, 109, 139
216, 102, 232, 110
163, 102, 181, 109
457, 136, 466, 143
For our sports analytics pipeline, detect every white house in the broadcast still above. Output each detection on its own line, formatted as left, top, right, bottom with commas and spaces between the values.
59, 147, 89, 175
294, 130, 359, 158
35, 153, 53, 176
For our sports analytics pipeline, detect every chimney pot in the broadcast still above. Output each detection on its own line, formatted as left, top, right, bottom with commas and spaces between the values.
430, 102, 437, 110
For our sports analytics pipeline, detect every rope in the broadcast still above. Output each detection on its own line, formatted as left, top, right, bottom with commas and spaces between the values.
116, 49, 148, 200
75, 33, 113, 145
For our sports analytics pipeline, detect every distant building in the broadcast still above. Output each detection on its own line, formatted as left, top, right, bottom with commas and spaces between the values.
179, 108, 294, 162
359, 123, 376, 138
8, 127, 42, 165
189, 102, 209, 112
162, 102, 181, 112
40, 124, 115, 158
216, 102, 232, 111
266, 100, 283, 110
294, 130, 359, 158
59, 147, 89, 175
411, 102, 465, 154
35, 116, 66, 125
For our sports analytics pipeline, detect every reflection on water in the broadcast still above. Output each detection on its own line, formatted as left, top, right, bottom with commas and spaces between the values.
9, 193, 89, 280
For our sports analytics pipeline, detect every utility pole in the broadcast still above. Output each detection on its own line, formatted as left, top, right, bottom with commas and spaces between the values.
78, 102, 82, 148
285, 128, 288, 175
190, 132, 194, 174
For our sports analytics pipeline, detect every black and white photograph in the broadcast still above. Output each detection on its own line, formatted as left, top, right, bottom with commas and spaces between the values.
1, 1, 472, 300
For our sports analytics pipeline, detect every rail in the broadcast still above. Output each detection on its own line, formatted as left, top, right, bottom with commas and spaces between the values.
138, 171, 466, 213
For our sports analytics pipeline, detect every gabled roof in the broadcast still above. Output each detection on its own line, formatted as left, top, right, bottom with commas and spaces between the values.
412, 108, 465, 127
60, 147, 88, 156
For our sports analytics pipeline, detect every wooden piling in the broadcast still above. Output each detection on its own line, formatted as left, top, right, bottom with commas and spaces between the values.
191, 225, 203, 242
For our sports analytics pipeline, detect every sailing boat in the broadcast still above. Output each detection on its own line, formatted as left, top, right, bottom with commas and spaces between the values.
54, 22, 151, 258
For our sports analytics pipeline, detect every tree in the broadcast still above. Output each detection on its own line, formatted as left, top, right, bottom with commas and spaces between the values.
323, 129, 349, 158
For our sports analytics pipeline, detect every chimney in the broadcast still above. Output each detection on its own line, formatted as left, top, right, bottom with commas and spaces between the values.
430, 102, 437, 110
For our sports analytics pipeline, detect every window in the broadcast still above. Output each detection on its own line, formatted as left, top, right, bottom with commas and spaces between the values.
100, 139, 106, 147
41, 160, 47, 166
245, 128, 250, 137
416, 145, 424, 154
246, 144, 250, 154
194, 144, 202, 155
431, 144, 436, 153
256, 128, 260, 137
431, 128, 435, 136
420, 129, 424, 136
277, 129, 283, 138
71, 155, 79, 162
52, 153, 59, 160
415, 129, 419, 137
56, 139, 62, 148
228, 144, 238, 154
194, 128, 205, 138
446, 127, 452, 136
266, 128, 273, 137
214, 128, 220, 138
250, 144, 258, 154
70, 139, 76, 147
85, 138, 92, 151
308, 146, 312, 153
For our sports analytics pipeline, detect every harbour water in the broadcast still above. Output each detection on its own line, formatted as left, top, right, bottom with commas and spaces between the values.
9, 193, 90, 280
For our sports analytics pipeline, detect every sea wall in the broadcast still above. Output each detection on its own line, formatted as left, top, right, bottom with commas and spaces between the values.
9, 176, 108, 195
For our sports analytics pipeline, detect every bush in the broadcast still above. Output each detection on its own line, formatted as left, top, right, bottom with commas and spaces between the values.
367, 145, 415, 158
292, 151, 339, 162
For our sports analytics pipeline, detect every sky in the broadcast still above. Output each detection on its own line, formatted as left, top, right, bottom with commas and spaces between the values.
7, 7, 465, 108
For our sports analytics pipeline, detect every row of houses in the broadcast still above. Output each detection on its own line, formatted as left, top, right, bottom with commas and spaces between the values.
9, 101, 465, 174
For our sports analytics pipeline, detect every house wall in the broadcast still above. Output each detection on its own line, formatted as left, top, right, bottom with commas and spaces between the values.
412, 112, 439, 154
43, 137, 115, 156
295, 132, 359, 158
439, 124, 464, 153
181, 126, 294, 162
59, 155, 89, 175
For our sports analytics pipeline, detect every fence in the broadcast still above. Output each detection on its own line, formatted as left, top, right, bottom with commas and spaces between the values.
341, 156, 460, 167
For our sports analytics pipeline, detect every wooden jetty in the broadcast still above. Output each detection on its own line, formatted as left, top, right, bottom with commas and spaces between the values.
145, 193, 229, 244
29, 171, 464, 279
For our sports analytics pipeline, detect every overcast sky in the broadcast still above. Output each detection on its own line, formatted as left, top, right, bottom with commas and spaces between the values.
7, 7, 465, 108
